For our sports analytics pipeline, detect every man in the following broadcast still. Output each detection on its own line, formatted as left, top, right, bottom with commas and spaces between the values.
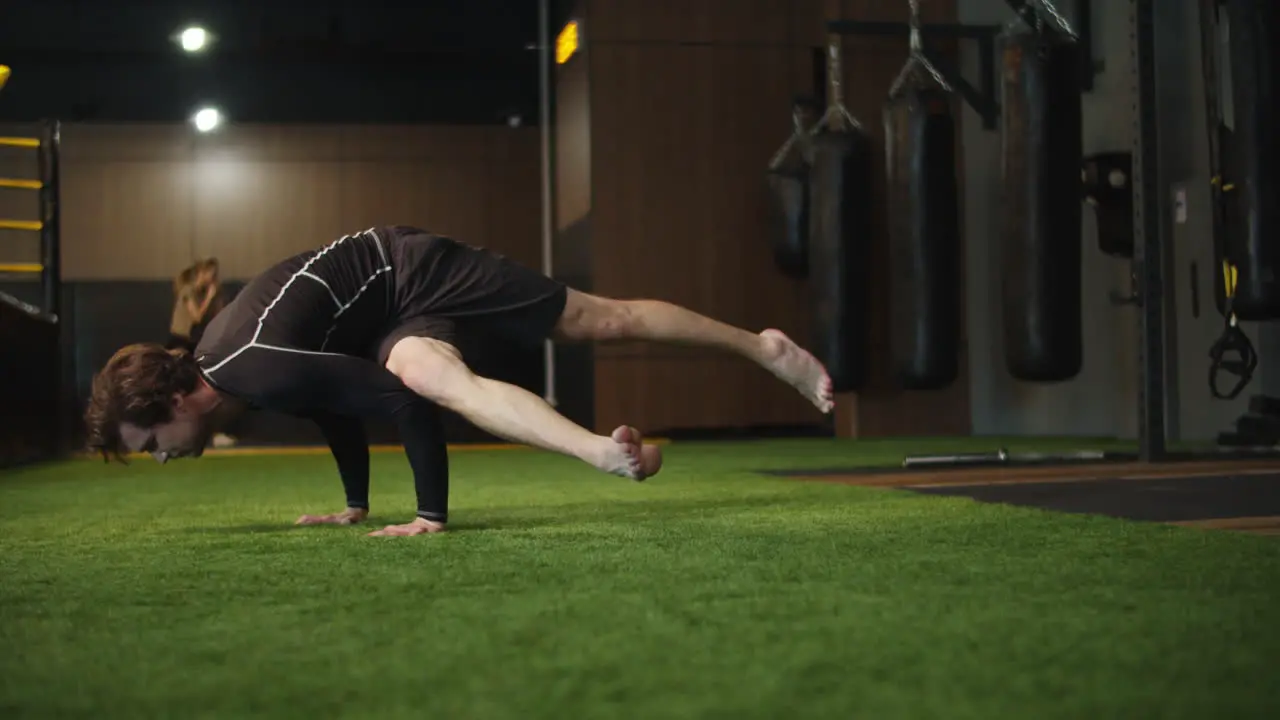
85, 226, 834, 537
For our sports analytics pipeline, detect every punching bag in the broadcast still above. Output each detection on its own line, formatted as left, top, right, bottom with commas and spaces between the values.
999, 24, 1084, 382
766, 167, 810, 279
766, 99, 822, 279
1221, 0, 1280, 320
884, 86, 962, 390
808, 126, 873, 392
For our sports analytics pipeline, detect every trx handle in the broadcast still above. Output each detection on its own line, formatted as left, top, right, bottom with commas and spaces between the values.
1208, 261, 1258, 400
1199, 0, 1256, 402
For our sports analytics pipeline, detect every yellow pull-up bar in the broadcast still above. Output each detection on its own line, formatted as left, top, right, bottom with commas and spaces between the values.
0, 219, 42, 231
0, 262, 42, 274
0, 68, 41, 148
0, 178, 41, 190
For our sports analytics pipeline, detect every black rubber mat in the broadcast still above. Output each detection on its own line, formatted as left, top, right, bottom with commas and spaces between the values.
759, 454, 1134, 477
910, 473, 1280, 522
760, 449, 1279, 478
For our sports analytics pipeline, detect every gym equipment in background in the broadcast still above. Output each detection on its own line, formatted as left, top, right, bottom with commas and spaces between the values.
807, 35, 874, 393
883, 0, 963, 390
998, 0, 1086, 383
765, 98, 823, 279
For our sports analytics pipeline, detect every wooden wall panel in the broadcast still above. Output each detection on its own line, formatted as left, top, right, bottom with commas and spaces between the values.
586, 1, 825, 434
335, 162, 490, 242
0, 123, 542, 281
591, 43, 815, 328
59, 124, 194, 163
485, 129, 543, 270
190, 161, 345, 278
61, 161, 197, 280
554, 56, 591, 230
589, 0, 802, 45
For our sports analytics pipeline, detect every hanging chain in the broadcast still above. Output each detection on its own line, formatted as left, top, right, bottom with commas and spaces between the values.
890, 0, 950, 95
824, 37, 863, 130
1037, 0, 1077, 38
908, 0, 923, 53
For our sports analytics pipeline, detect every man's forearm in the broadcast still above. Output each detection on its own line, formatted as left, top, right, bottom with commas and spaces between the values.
312, 413, 371, 509
394, 399, 450, 523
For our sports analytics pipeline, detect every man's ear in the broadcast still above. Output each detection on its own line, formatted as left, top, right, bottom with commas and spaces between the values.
172, 392, 187, 413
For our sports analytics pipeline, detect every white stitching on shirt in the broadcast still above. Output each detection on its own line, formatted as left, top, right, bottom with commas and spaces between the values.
299, 272, 342, 309
320, 265, 393, 351
203, 228, 390, 375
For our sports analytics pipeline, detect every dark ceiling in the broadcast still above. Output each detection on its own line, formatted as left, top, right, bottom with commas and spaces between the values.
0, 0, 568, 125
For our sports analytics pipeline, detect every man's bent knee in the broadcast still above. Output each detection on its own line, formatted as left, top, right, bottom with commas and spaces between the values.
555, 290, 636, 341
385, 337, 472, 406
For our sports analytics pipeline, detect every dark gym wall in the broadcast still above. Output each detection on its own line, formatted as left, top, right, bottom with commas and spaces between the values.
958, 0, 1141, 439
567, 0, 837, 436
0, 121, 543, 448
957, 0, 1272, 442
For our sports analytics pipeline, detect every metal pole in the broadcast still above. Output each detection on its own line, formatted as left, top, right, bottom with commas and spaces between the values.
40, 118, 63, 454
1130, 0, 1166, 461
538, 0, 557, 407
39, 119, 61, 321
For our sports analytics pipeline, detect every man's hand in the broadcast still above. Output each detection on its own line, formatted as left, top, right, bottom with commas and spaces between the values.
367, 517, 447, 537
295, 507, 369, 526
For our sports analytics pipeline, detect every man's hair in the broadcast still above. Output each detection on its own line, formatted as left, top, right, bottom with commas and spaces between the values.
84, 343, 203, 462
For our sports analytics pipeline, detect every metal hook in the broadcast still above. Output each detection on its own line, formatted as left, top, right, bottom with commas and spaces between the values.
889, 0, 952, 97
908, 0, 923, 53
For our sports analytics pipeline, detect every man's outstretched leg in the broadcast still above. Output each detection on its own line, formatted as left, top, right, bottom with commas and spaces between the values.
553, 289, 835, 413
384, 337, 663, 481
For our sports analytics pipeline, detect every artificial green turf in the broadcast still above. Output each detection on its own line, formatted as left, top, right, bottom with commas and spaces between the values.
2, 437, 1278, 719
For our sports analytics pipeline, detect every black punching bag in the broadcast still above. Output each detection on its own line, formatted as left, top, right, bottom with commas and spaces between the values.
1222, 0, 1280, 320
766, 100, 822, 279
884, 86, 962, 390
808, 126, 873, 393
766, 167, 810, 279
999, 24, 1084, 382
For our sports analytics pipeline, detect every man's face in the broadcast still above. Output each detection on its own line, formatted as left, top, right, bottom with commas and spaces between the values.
119, 394, 213, 464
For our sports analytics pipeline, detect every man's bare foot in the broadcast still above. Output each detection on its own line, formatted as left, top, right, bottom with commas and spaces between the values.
758, 329, 835, 413
597, 425, 663, 481
367, 517, 447, 537
296, 507, 368, 526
